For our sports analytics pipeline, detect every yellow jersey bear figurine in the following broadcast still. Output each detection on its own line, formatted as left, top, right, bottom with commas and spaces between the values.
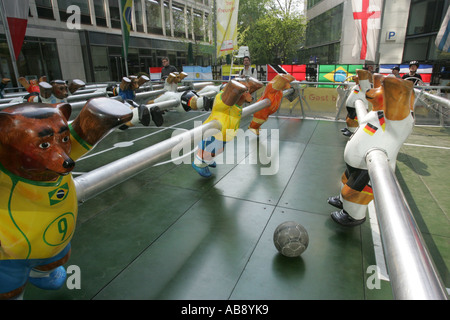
0, 98, 132, 300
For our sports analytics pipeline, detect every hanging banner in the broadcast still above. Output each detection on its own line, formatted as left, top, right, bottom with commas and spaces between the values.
351, 0, 383, 61
4, 0, 30, 60
379, 64, 433, 83
149, 67, 162, 81
216, 0, 240, 58
183, 66, 213, 81
318, 64, 362, 87
435, 6, 450, 52
267, 65, 306, 81
120, 0, 132, 58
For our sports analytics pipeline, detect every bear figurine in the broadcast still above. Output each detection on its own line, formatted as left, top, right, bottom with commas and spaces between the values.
0, 97, 132, 299
23, 79, 86, 104
327, 77, 414, 226
192, 77, 264, 178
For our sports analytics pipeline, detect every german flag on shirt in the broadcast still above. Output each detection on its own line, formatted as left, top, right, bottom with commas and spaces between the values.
363, 123, 378, 135
378, 111, 385, 131
361, 185, 373, 195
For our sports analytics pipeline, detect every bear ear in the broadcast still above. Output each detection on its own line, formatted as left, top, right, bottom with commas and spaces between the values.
54, 103, 72, 122
0, 111, 14, 130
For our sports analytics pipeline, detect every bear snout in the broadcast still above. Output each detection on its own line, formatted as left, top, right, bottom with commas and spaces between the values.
63, 158, 75, 169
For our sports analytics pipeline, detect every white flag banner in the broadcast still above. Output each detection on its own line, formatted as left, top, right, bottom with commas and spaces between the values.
4, 0, 30, 60
435, 6, 450, 52
351, 0, 383, 61
216, 0, 239, 58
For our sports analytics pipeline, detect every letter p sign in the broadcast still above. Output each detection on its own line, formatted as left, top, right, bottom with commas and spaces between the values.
386, 31, 396, 41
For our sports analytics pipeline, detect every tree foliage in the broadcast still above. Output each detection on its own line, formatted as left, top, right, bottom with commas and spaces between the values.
238, 0, 306, 64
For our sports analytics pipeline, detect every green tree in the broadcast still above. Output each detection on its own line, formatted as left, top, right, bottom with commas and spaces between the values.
239, 8, 306, 64
238, 0, 271, 32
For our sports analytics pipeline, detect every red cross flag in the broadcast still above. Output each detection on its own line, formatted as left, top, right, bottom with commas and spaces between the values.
352, 0, 383, 61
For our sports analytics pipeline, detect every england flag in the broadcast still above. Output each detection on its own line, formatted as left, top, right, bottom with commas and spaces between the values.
351, 0, 383, 61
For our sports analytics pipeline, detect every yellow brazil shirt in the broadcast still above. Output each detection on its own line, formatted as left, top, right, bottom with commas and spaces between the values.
203, 92, 243, 142
0, 123, 92, 260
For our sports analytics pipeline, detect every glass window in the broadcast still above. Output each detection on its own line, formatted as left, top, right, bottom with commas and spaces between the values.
134, 0, 144, 32
91, 46, 110, 82
186, 8, 192, 39
164, 1, 171, 35
407, 0, 446, 35
193, 11, 204, 42
109, 0, 121, 29
40, 41, 62, 80
307, 0, 325, 10
17, 37, 62, 81
305, 4, 343, 47
146, 0, 163, 35
58, 0, 91, 25
204, 13, 210, 42
35, 0, 55, 20
173, 5, 185, 38
403, 37, 429, 61
94, 0, 107, 27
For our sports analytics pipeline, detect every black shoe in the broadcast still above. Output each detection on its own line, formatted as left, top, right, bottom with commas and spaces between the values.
150, 106, 164, 127
331, 210, 366, 227
342, 128, 353, 137
138, 104, 150, 126
327, 195, 343, 209
203, 96, 214, 111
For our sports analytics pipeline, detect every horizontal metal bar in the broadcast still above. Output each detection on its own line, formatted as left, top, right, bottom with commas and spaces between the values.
74, 89, 285, 203
354, 99, 368, 120
74, 120, 222, 203
366, 148, 448, 300
414, 88, 450, 109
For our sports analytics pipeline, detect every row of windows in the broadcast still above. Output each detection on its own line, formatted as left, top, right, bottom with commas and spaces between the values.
33, 0, 211, 42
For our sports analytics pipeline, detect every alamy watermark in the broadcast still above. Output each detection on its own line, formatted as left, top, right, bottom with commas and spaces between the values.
66, 5, 81, 30
66, 265, 81, 290
170, 121, 280, 176
366, 265, 382, 290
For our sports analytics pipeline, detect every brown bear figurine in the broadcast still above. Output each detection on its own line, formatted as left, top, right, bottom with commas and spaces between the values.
0, 97, 132, 299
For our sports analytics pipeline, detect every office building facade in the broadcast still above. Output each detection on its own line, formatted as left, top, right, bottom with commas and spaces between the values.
301, 0, 450, 77
0, 0, 214, 85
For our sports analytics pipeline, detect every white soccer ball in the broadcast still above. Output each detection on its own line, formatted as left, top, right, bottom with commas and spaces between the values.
273, 221, 309, 257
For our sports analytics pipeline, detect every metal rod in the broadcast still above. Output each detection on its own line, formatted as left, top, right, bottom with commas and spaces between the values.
414, 88, 450, 109
75, 120, 221, 202
354, 99, 368, 120
74, 91, 286, 203
118, 0, 129, 76
366, 148, 448, 300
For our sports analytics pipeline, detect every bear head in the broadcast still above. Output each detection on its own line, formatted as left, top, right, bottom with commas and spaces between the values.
0, 102, 74, 181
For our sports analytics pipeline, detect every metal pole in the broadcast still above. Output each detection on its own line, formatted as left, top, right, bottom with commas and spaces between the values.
354, 99, 368, 120
414, 88, 450, 109
0, 0, 21, 87
75, 120, 221, 202
74, 91, 285, 203
366, 148, 448, 300
118, 0, 129, 76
